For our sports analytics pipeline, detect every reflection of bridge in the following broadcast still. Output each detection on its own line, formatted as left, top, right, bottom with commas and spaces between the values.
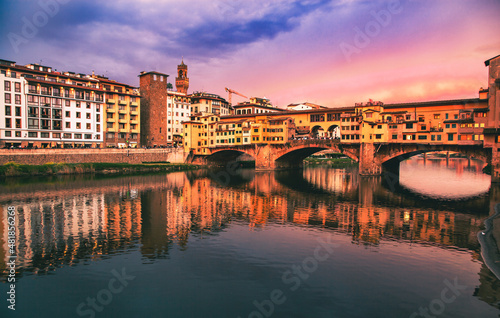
203, 139, 491, 178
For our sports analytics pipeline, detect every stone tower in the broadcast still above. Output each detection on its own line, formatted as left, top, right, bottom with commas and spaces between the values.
139, 71, 169, 147
175, 58, 189, 94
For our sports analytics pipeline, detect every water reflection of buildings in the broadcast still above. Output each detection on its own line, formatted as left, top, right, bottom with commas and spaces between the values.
0, 161, 493, 279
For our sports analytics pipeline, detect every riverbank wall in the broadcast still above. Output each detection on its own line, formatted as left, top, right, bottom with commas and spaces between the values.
0, 148, 187, 165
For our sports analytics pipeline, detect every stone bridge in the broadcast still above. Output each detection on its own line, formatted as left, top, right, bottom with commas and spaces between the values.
195, 140, 493, 179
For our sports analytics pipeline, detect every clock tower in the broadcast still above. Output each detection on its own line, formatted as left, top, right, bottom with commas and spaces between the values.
175, 58, 189, 94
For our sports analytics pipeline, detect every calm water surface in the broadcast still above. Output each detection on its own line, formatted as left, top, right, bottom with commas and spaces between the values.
1, 157, 500, 318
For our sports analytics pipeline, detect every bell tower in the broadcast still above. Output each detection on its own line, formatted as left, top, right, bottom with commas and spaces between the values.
175, 58, 189, 94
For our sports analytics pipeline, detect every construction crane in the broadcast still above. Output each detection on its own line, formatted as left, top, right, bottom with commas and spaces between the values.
225, 87, 247, 106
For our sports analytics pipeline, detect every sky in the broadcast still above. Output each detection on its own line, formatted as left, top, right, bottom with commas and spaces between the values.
1, 0, 499, 108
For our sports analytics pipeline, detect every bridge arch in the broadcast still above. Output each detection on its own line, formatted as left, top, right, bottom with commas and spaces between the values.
379, 145, 490, 172
327, 124, 340, 139
311, 125, 325, 138
206, 149, 256, 165
274, 143, 359, 168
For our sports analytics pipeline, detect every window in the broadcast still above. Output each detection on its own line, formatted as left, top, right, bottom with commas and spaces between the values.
375, 134, 382, 139
66, 122, 71, 128
5, 81, 11, 91
5, 131, 11, 137
418, 135, 427, 140
15, 94, 21, 104
445, 124, 450, 129
14, 82, 21, 93
41, 132, 49, 138
310, 114, 325, 122
437, 135, 442, 141
445, 113, 449, 119
76, 123, 81, 129
63, 133, 72, 139
392, 134, 397, 140
5, 106, 11, 116
5, 118, 11, 128
434, 114, 440, 119
76, 112, 81, 118
28, 132, 37, 138
28, 118, 39, 129
15, 119, 21, 128
65, 100, 70, 107
86, 123, 91, 130
86, 113, 91, 119
74, 134, 82, 139
5, 93, 11, 104
107, 123, 113, 129
377, 125, 382, 129
451, 124, 456, 128
66, 111, 70, 117
106, 132, 114, 139
447, 133, 453, 141
405, 123, 413, 129
85, 134, 92, 139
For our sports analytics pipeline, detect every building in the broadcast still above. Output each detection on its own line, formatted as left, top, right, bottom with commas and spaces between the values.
139, 60, 191, 147
183, 113, 295, 155
190, 92, 231, 116
0, 59, 105, 148
286, 102, 329, 111
100, 77, 140, 148
233, 97, 285, 115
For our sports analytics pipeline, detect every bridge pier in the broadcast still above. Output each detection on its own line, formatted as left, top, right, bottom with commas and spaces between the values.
359, 143, 382, 176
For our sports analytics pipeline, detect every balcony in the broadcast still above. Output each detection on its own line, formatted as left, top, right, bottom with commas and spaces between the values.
106, 99, 116, 104
107, 118, 115, 122
118, 100, 127, 106
106, 106, 116, 112
119, 119, 128, 123
130, 101, 138, 107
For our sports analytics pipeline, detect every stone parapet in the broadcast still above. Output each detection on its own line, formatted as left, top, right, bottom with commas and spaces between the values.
0, 148, 187, 165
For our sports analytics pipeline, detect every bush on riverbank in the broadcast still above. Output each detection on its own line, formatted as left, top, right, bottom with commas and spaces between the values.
303, 158, 357, 166
0, 162, 199, 177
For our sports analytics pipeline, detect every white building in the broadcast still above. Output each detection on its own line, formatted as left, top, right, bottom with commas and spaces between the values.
0, 59, 104, 148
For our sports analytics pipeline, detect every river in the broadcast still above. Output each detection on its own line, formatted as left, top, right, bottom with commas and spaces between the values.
1, 157, 499, 318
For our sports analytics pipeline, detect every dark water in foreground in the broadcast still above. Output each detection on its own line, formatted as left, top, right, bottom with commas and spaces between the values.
1, 157, 500, 318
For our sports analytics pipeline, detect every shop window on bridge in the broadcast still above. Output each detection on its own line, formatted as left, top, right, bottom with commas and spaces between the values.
327, 113, 340, 121
418, 135, 427, 140
311, 114, 325, 122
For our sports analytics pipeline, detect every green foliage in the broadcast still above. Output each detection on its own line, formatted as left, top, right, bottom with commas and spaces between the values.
0, 162, 198, 177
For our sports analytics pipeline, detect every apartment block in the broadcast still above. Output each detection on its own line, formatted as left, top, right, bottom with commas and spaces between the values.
0, 59, 105, 148
101, 78, 140, 148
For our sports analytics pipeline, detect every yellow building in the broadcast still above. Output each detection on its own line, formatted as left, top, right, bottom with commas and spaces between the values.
99, 77, 140, 148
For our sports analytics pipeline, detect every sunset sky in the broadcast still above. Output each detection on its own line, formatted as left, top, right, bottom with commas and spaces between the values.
1, 0, 499, 108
